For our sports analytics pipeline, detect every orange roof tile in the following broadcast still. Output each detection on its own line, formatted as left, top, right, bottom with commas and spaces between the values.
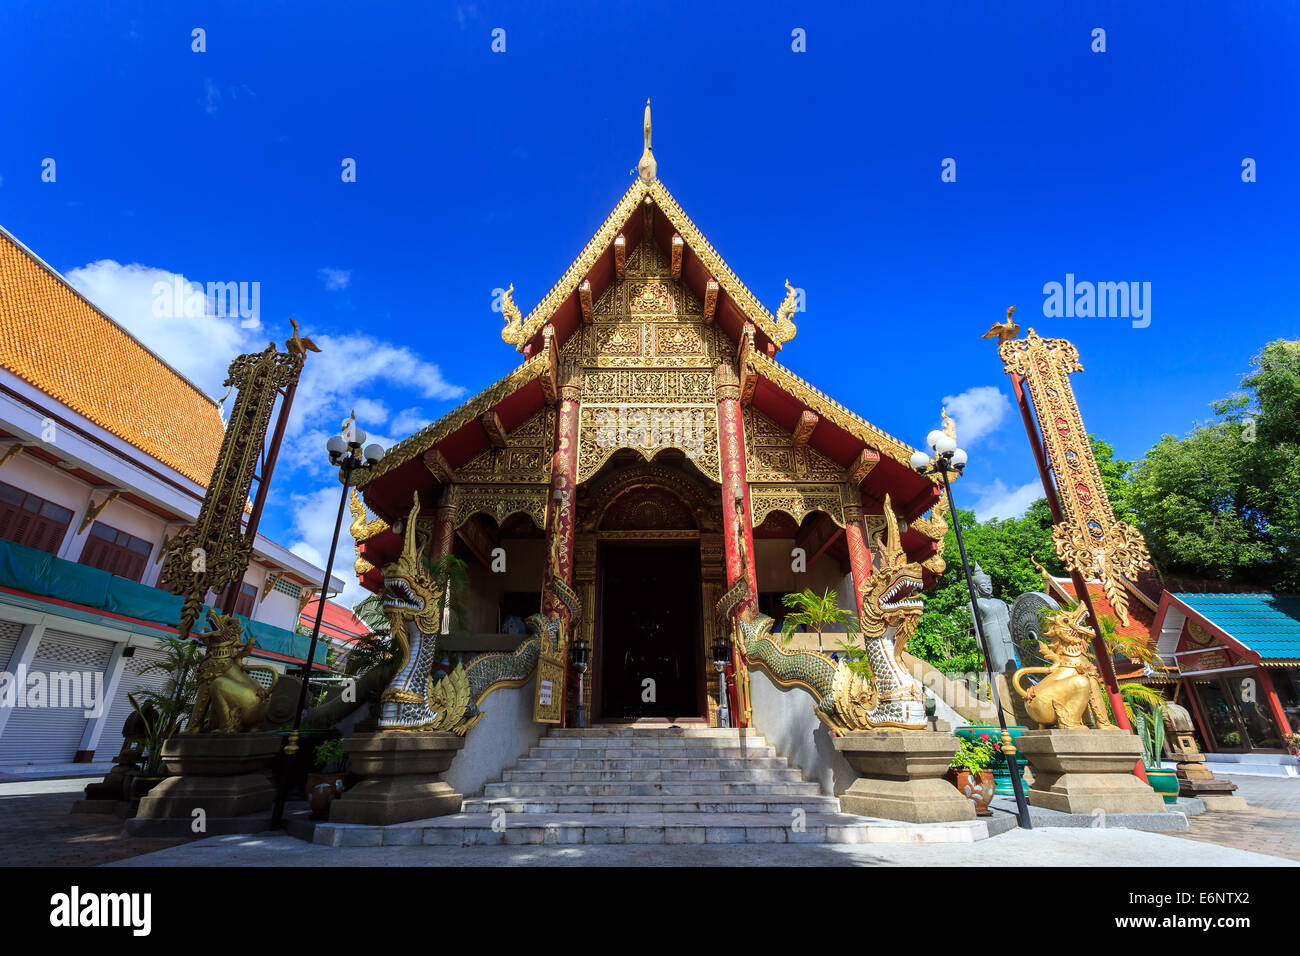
0, 229, 224, 486
1057, 579, 1156, 639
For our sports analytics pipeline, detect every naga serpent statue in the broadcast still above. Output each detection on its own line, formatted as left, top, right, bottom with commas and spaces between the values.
1012, 603, 1113, 730
725, 493, 942, 733
376, 494, 451, 731
374, 493, 560, 734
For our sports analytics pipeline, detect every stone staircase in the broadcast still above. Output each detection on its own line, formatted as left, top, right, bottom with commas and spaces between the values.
311, 726, 1013, 847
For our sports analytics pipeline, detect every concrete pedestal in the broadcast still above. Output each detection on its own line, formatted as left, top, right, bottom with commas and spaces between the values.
1173, 752, 1247, 811
833, 731, 975, 823
135, 733, 280, 819
328, 732, 465, 826
1018, 729, 1165, 814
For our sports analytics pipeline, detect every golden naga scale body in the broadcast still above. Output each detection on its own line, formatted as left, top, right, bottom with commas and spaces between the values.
1012, 604, 1113, 730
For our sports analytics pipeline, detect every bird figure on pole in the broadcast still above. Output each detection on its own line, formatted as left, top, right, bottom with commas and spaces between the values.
982, 305, 1019, 344
286, 318, 322, 357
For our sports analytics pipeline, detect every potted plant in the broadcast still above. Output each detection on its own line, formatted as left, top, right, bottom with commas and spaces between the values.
1119, 682, 1178, 805
126, 634, 204, 801
956, 724, 1028, 796
306, 739, 351, 819
948, 737, 997, 816
1285, 732, 1300, 758
780, 587, 859, 653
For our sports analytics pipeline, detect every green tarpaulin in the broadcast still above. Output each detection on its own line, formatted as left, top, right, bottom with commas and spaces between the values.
0, 538, 326, 665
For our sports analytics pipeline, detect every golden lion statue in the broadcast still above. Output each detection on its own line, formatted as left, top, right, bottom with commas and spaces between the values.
185, 610, 280, 734
1012, 604, 1113, 730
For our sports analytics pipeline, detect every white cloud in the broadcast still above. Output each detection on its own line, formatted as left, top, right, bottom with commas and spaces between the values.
203, 78, 221, 116
65, 259, 256, 398
288, 485, 371, 610
969, 479, 1042, 522
390, 406, 428, 436
318, 267, 351, 291
939, 385, 1012, 447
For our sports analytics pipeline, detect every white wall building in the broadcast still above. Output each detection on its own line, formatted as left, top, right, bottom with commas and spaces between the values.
0, 224, 342, 768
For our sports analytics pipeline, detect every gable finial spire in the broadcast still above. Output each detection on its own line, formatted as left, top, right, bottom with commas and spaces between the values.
638, 98, 657, 182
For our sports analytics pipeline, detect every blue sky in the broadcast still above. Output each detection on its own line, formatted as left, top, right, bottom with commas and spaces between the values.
2, 1, 1297, 602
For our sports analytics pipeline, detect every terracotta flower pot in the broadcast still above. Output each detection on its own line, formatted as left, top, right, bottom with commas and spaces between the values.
306, 771, 349, 819
948, 769, 996, 816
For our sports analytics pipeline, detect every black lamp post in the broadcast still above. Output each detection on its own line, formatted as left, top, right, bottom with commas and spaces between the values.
270, 417, 384, 829
909, 429, 1033, 831
571, 638, 590, 728
711, 636, 732, 728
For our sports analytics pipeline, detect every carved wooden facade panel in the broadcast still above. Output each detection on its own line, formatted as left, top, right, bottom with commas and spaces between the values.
456, 408, 556, 484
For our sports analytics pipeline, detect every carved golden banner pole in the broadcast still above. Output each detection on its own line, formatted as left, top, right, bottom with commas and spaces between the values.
161, 338, 307, 639
994, 325, 1148, 765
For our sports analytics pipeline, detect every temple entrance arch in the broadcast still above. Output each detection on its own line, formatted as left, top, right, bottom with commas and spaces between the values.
576, 461, 721, 722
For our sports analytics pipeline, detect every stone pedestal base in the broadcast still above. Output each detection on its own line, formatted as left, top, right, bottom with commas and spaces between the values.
136, 733, 280, 819
833, 731, 975, 823
1018, 729, 1165, 814
328, 732, 465, 826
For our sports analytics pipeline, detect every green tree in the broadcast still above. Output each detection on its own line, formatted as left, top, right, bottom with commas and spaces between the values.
1128, 338, 1300, 589
908, 499, 1063, 672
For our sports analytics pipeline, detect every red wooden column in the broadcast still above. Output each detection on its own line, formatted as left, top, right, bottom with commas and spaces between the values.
1255, 666, 1294, 740
715, 364, 757, 613
842, 500, 872, 617
432, 484, 459, 561
541, 368, 581, 624
715, 364, 756, 727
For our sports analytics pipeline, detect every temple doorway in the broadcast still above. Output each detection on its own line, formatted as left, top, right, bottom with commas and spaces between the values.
596, 543, 704, 721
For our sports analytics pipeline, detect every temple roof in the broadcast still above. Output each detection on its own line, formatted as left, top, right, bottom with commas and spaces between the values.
504, 177, 793, 357
354, 107, 940, 523
0, 225, 225, 487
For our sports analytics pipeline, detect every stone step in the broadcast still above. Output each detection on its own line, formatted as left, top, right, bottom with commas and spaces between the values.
462, 794, 843, 814
527, 746, 779, 759
514, 756, 790, 772
312, 811, 1015, 847
500, 768, 803, 783
484, 781, 824, 798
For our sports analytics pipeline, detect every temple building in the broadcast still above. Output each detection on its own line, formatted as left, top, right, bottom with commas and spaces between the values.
350, 105, 946, 729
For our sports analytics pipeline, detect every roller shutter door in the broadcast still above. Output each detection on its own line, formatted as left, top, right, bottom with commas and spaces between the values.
0, 619, 22, 672
101, 646, 174, 751
0, 629, 115, 764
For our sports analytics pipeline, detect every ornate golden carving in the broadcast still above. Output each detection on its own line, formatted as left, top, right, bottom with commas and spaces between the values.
982, 305, 1019, 344
999, 329, 1151, 625
503, 176, 797, 353
355, 355, 550, 489
453, 484, 548, 531
455, 408, 555, 484
773, 280, 798, 345
425, 664, 483, 735
1012, 604, 1114, 729
348, 489, 389, 543
79, 489, 121, 534
499, 283, 525, 347
161, 344, 305, 637
750, 484, 845, 529
744, 408, 845, 483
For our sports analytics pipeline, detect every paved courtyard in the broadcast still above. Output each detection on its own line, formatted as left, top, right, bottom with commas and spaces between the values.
1170, 775, 1300, 862
2, 772, 1295, 867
